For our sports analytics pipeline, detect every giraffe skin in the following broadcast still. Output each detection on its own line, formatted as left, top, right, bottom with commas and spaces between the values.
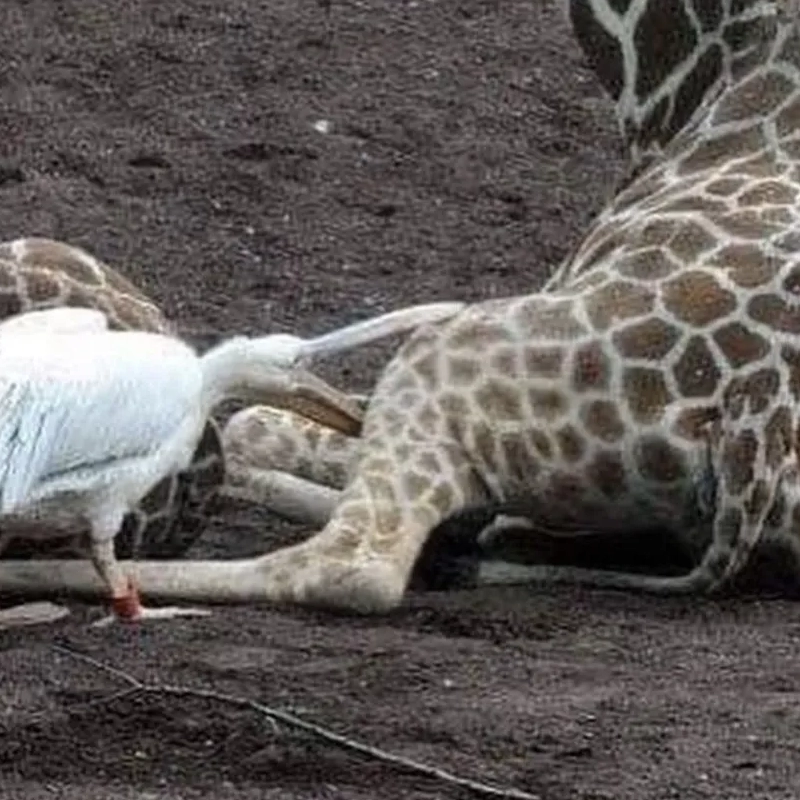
218, 0, 800, 553
5, 3, 800, 610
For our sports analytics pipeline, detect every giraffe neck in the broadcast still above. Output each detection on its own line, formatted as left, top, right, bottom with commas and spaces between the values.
568, 0, 794, 168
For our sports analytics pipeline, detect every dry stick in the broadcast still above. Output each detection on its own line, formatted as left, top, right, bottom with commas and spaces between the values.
51, 644, 539, 800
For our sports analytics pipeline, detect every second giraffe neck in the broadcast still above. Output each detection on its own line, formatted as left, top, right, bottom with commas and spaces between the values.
569, 0, 793, 169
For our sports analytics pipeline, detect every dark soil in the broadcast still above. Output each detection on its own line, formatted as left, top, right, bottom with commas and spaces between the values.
3, 1, 800, 798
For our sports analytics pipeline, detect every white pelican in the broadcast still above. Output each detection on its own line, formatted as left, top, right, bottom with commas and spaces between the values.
0, 301, 464, 624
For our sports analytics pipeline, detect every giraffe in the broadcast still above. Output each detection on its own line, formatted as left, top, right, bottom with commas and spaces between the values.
5, 0, 800, 611
214, 0, 800, 543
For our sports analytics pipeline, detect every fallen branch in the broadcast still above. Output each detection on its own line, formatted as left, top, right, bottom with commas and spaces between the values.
51, 644, 539, 800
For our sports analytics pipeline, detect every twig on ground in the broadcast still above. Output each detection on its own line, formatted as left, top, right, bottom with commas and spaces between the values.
51, 643, 539, 800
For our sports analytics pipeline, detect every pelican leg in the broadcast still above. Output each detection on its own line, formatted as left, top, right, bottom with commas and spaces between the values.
89, 529, 209, 627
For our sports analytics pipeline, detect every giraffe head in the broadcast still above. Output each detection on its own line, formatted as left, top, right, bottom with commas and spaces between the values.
568, 0, 798, 168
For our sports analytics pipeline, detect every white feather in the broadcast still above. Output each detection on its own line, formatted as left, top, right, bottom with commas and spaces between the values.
0, 308, 109, 336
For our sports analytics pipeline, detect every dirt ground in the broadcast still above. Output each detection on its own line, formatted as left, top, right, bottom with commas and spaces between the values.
3, 1, 800, 798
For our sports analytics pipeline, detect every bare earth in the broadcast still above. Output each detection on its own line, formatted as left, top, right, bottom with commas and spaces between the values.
2, 1, 800, 798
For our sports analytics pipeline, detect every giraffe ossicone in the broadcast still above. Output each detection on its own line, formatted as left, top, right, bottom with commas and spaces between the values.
5, 1, 800, 611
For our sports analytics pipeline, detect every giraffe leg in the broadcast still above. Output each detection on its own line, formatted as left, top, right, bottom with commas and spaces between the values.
218, 405, 356, 524
0, 438, 488, 614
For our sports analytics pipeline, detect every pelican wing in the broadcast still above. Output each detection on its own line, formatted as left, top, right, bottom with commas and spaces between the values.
0, 330, 202, 513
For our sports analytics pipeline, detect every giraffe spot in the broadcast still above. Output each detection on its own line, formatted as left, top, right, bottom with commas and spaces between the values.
705, 177, 744, 196
634, 0, 696, 101
730, 368, 781, 415
546, 471, 593, 512
780, 345, 800, 399
691, 0, 722, 32
584, 280, 656, 332
402, 471, 432, 502
528, 388, 568, 420
777, 97, 800, 138
581, 400, 626, 443
528, 429, 553, 460
429, 481, 456, 516
709, 244, 783, 288
416, 402, 441, 435
635, 436, 687, 483
586, 450, 627, 499
515, 298, 585, 340
775, 231, 800, 253
679, 126, 763, 174
571, 341, 611, 392
762, 206, 794, 226
23, 269, 63, 303
667, 44, 724, 141
660, 195, 730, 215
738, 181, 797, 207
765, 406, 792, 472
765, 490, 787, 529
613, 317, 681, 360
623, 367, 672, 424
499, 434, 540, 484
662, 270, 737, 327
783, 263, 800, 297
722, 429, 758, 497
748, 294, 800, 334
712, 322, 770, 369
418, 452, 440, 474
673, 336, 721, 398
672, 406, 720, 441
410, 353, 440, 390
475, 380, 523, 421
639, 97, 670, 150
723, 19, 770, 53
490, 346, 518, 378
398, 326, 442, 362
556, 424, 585, 463
616, 247, 679, 281
724, 152, 787, 180
338, 500, 372, 530
448, 319, 510, 350
713, 71, 796, 126
0, 292, 23, 317
569, 0, 624, 100
667, 220, 718, 262
448, 355, 481, 385
637, 219, 678, 247
778, 26, 800, 69
470, 422, 500, 473
524, 346, 564, 379
440, 391, 472, 420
